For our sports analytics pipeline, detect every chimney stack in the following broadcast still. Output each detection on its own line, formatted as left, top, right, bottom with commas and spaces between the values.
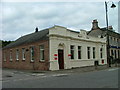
108, 26, 113, 30
91, 19, 100, 30
35, 27, 38, 33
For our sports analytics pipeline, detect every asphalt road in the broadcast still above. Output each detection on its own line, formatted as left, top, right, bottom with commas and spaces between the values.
2, 67, 119, 88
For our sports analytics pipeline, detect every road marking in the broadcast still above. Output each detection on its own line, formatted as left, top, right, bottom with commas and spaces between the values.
52, 74, 68, 77
42, 76, 47, 78
108, 68, 118, 71
31, 73, 45, 76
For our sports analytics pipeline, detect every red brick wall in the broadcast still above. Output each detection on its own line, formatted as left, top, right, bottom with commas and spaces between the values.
2, 40, 49, 71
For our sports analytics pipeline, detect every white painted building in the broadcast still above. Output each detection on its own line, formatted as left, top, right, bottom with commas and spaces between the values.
49, 25, 107, 70
3, 25, 107, 71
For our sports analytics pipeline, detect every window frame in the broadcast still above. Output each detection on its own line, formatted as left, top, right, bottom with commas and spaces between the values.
118, 50, 120, 58
78, 46, 81, 59
87, 47, 90, 59
93, 47, 96, 59
10, 50, 12, 61
22, 48, 25, 60
70, 45, 75, 59
40, 45, 45, 61
30, 46, 34, 62
114, 50, 117, 58
100, 48, 103, 58
3, 52, 6, 62
16, 49, 19, 61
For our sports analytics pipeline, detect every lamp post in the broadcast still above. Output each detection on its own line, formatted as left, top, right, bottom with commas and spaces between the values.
105, 1, 116, 67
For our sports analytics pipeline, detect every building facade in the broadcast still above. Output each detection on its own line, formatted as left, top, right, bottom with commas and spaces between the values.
88, 20, 120, 65
2, 25, 107, 71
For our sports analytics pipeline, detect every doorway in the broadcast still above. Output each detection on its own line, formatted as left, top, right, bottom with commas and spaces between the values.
58, 49, 64, 69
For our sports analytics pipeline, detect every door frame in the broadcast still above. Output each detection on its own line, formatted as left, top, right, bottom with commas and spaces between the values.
58, 49, 64, 69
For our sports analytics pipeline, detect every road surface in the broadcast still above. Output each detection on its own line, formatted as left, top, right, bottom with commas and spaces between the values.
2, 67, 119, 88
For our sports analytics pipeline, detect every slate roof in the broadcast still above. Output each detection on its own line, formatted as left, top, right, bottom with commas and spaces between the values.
88, 27, 120, 38
3, 29, 49, 49
87, 29, 106, 37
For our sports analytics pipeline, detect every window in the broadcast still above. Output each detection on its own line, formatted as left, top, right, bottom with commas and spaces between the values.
87, 47, 90, 59
114, 38, 116, 41
93, 47, 96, 59
111, 50, 114, 56
117, 39, 119, 43
70, 45, 74, 59
100, 48, 103, 58
22, 48, 25, 60
118, 50, 120, 58
110, 36, 112, 40
3, 52, 6, 61
78, 46, 81, 59
30, 46, 34, 62
110, 36, 113, 44
40, 45, 44, 61
114, 38, 116, 44
109, 36, 111, 41
10, 50, 12, 61
16, 49, 19, 60
115, 50, 117, 58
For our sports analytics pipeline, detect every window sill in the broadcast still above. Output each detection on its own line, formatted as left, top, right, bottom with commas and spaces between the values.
70, 59, 75, 60
39, 60, 45, 62
30, 60, 34, 63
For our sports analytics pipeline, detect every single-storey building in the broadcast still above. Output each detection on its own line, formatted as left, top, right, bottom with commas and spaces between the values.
2, 25, 107, 70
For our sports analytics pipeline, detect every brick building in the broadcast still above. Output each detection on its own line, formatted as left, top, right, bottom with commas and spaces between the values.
88, 19, 120, 65
2, 25, 107, 71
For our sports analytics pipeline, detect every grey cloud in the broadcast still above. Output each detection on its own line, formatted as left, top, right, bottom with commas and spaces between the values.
1, 2, 118, 40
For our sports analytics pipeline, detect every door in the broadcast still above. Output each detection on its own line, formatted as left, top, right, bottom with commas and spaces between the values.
58, 49, 64, 69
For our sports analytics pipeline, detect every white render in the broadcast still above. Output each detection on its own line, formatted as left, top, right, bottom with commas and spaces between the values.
49, 25, 107, 70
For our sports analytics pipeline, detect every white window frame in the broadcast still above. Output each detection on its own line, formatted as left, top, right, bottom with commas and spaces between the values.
114, 50, 117, 59
70, 45, 75, 59
118, 50, 120, 59
30, 46, 34, 62
100, 48, 103, 58
93, 47, 96, 59
87, 47, 91, 59
40, 45, 45, 61
3, 52, 6, 61
10, 50, 12, 61
78, 46, 82, 59
16, 49, 19, 60
22, 48, 25, 60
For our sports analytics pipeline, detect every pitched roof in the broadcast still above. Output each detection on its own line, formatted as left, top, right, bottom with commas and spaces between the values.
87, 29, 105, 37
3, 29, 49, 49
88, 27, 120, 38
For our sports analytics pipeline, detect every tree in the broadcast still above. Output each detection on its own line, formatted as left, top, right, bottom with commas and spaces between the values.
1, 40, 14, 48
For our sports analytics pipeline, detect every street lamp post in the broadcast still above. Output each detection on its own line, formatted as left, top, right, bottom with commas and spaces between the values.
105, 1, 116, 67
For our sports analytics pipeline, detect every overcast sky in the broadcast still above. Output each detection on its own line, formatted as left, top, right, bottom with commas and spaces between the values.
1, 0, 119, 41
